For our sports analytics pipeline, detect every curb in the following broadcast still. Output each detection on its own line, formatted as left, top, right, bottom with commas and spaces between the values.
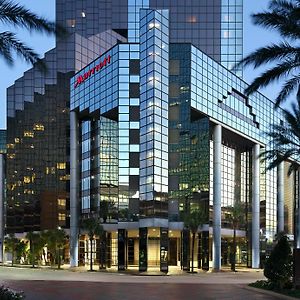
243, 285, 298, 299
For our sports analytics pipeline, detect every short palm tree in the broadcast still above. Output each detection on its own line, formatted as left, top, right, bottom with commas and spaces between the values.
235, 0, 300, 107
184, 208, 206, 273
25, 231, 44, 268
81, 216, 104, 271
42, 229, 66, 269
225, 201, 245, 272
0, 0, 66, 69
4, 233, 18, 266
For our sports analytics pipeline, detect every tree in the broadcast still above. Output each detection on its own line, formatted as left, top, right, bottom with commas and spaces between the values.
4, 233, 19, 266
0, 0, 66, 70
15, 240, 27, 264
81, 216, 104, 271
25, 231, 44, 268
264, 234, 293, 289
184, 208, 206, 273
42, 229, 66, 269
225, 201, 245, 272
235, 0, 300, 107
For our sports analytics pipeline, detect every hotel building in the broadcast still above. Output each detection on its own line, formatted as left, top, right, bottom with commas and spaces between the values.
5, 0, 299, 271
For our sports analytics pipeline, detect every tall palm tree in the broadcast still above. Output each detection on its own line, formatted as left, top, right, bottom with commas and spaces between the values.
184, 208, 206, 273
235, 0, 300, 107
81, 216, 104, 271
0, 0, 66, 70
225, 201, 245, 272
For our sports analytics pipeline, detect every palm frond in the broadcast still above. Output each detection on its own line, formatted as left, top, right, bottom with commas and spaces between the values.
252, 11, 300, 40
0, 0, 67, 37
0, 31, 46, 71
244, 58, 300, 96
275, 75, 300, 107
234, 42, 300, 70
269, 0, 298, 13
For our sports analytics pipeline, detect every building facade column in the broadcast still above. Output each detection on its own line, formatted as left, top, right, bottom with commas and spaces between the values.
0, 154, 4, 263
277, 162, 284, 233
213, 124, 222, 271
252, 144, 260, 268
70, 111, 79, 267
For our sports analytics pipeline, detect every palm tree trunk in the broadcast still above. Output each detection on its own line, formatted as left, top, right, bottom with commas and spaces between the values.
232, 228, 236, 272
90, 238, 93, 271
58, 248, 61, 269
191, 232, 195, 273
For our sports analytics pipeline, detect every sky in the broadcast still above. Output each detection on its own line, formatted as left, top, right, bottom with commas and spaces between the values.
0, 0, 283, 130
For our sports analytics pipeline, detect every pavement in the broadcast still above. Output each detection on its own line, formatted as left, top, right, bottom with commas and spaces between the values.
0, 266, 295, 300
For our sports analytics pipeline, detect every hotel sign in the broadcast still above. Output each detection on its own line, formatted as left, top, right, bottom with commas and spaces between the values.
74, 55, 111, 88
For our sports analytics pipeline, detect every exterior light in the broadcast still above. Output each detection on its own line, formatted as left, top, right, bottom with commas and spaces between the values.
81, 11, 86, 18
149, 22, 160, 29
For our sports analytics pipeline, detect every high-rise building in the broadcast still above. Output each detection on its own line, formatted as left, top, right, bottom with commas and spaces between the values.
7, 0, 297, 272
69, 4, 299, 271
6, 0, 242, 233
0, 130, 6, 263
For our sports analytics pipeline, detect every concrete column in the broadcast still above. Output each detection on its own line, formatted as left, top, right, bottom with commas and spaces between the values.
70, 111, 79, 267
252, 144, 260, 268
277, 162, 284, 233
213, 124, 222, 271
0, 154, 4, 263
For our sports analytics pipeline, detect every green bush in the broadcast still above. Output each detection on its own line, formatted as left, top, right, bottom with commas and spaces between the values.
0, 286, 25, 300
264, 235, 293, 290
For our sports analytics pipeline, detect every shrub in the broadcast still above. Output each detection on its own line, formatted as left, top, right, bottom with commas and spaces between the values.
264, 235, 293, 290
0, 286, 25, 299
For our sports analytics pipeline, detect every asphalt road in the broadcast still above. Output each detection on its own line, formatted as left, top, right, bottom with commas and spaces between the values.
0, 267, 282, 300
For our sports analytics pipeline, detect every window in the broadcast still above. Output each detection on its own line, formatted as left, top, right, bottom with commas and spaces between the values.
129, 83, 140, 98
129, 59, 140, 75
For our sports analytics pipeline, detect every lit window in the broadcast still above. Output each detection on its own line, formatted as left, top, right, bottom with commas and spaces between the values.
33, 123, 44, 131
58, 199, 66, 206
58, 213, 66, 221
67, 19, 76, 28
56, 162, 66, 170
187, 16, 197, 23
23, 176, 31, 184
7, 144, 15, 149
81, 11, 86, 18
24, 131, 34, 138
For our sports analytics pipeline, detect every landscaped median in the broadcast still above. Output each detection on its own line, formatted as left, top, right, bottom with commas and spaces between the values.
0, 286, 25, 300
249, 280, 300, 299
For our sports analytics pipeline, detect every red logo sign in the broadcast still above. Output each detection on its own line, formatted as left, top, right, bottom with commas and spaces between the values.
74, 55, 111, 88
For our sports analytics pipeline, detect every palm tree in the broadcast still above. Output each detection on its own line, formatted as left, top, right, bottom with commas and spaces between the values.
4, 233, 18, 266
262, 93, 300, 172
42, 229, 66, 269
225, 201, 245, 272
25, 231, 44, 268
0, 0, 66, 70
184, 208, 206, 273
235, 0, 300, 107
81, 216, 104, 271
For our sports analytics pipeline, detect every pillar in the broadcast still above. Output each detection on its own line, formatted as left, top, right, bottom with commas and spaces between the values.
0, 154, 4, 263
70, 111, 79, 267
252, 144, 260, 268
213, 124, 222, 271
277, 162, 284, 233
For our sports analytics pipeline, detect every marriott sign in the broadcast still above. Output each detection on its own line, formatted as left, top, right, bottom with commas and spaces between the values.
74, 55, 111, 88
